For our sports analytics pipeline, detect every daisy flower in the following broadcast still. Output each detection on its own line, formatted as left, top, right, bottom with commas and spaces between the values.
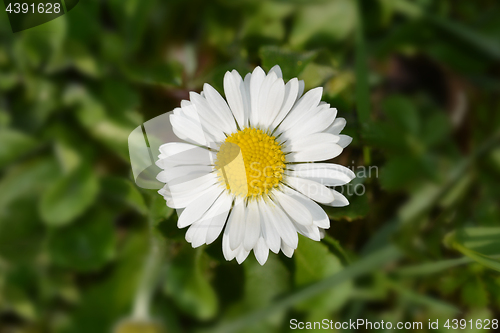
156, 65, 354, 265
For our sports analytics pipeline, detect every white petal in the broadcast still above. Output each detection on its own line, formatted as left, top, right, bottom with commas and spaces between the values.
270, 78, 299, 129
324, 189, 350, 207
283, 133, 339, 153
256, 71, 279, 127
285, 176, 334, 204
205, 193, 233, 244
273, 191, 313, 226
287, 143, 343, 162
227, 199, 246, 250
167, 175, 219, 209
269, 65, 283, 78
257, 200, 281, 254
282, 186, 330, 229
181, 100, 226, 142
249, 67, 266, 126
287, 163, 355, 186
253, 238, 269, 265
243, 73, 252, 127
190, 222, 209, 248
158, 142, 200, 160
278, 87, 323, 132
222, 227, 238, 261
168, 172, 217, 193
157, 165, 213, 183
189, 91, 232, 135
223, 70, 247, 129
203, 83, 237, 134
243, 200, 261, 251
181, 99, 223, 140
337, 134, 353, 148
293, 222, 321, 241
236, 247, 250, 264
253, 73, 278, 126
177, 185, 224, 228
281, 240, 294, 258
266, 200, 298, 249
297, 80, 305, 100
319, 228, 326, 239
170, 113, 212, 147
283, 107, 337, 140
259, 77, 285, 129
188, 192, 232, 247
185, 221, 199, 244
156, 143, 214, 168
325, 117, 346, 135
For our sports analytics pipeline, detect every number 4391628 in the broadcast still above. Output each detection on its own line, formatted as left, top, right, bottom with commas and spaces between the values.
6, 2, 61, 14
444, 319, 498, 330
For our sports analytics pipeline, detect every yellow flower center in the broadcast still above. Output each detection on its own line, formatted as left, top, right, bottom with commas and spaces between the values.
215, 128, 286, 198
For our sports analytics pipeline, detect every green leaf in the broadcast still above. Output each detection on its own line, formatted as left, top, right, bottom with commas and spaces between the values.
0, 198, 44, 263
259, 46, 316, 81
13, 15, 66, 70
204, 246, 401, 333
0, 71, 19, 90
101, 80, 140, 120
0, 129, 37, 168
363, 121, 408, 152
289, 0, 357, 47
242, 254, 290, 310
461, 277, 489, 308
114, 320, 166, 333
125, 62, 183, 87
47, 209, 117, 272
40, 164, 100, 226
151, 193, 175, 227
299, 62, 335, 90
379, 155, 423, 190
3, 265, 39, 320
227, 255, 291, 332
421, 112, 451, 147
101, 177, 147, 216
0, 158, 59, 211
294, 236, 352, 315
445, 227, 500, 272
241, 1, 292, 42
63, 86, 133, 160
64, 231, 148, 333
164, 246, 218, 320
382, 95, 419, 134
325, 180, 369, 221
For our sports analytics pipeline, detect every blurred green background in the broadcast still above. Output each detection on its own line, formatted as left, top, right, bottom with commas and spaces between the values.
1, 0, 500, 332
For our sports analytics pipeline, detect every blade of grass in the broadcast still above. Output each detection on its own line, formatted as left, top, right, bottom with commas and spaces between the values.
393, 0, 500, 60
199, 245, 401, 333
429, 15, 500, 60
60, 0, 68, 13
390, 283, 460, 314
355, 0, 370, 127
453, 245, 500, 273
395, 257, 473, 276
396, 254, 500, 276
400, 130, 500, 224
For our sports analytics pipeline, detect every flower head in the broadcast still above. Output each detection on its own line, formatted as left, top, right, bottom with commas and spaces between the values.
156, 65, 354, 265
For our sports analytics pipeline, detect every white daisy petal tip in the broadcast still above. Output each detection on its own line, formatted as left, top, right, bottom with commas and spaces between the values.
155, 65, 353, 265
337, 134, 353, 148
